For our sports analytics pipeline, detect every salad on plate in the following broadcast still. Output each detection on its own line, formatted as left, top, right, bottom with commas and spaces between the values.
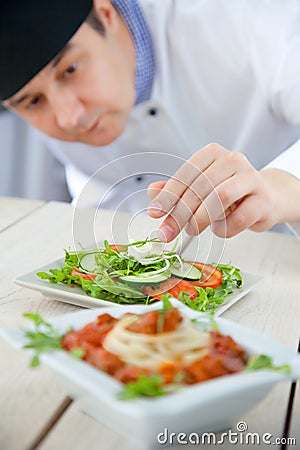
37, 238, 243, 313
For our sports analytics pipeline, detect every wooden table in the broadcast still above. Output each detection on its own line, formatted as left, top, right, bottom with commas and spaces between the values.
0, 197, 299, 450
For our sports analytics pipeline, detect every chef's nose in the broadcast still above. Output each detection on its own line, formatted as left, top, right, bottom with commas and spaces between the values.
50, 89, 85, 130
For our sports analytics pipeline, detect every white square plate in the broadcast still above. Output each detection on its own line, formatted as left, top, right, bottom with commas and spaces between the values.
1, 299, 299, 449
14, 258, 261, 315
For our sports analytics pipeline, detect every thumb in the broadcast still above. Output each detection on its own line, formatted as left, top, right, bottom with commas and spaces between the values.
147, 181, 167, 200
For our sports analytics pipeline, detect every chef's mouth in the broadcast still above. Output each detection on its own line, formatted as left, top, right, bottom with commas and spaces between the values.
84, 117, 101, 133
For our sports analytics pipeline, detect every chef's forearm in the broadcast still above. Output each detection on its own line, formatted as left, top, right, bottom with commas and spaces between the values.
260, 168, 300, 222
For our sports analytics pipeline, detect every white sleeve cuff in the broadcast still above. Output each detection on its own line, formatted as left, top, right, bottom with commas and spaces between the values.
263, 139, 300, 179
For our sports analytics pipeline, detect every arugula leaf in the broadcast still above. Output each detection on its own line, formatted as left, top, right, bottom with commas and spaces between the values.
178, 286, 228, 314
103, 239, 116, 255
64, 250, 80, 269
127, 237, 160, 248
118, 370, 186, 400
191, 315, 219, 332
37, 267, 73, 284
155, 294, 174, 333
175, 263, 243, 314
23, 313, 63, 367
216, 263, 243, 289
70, 348, 85, 359
245, 354, 291, 374
161, 294, 173, 311
118, 374, 167, 400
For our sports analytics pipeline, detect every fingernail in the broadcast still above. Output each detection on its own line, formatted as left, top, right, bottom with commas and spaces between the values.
148, 202, 163, 216
185, 223, 193, 234
158, 225, 174, 242
185, 223, 197, 235
210, 221, 217, 231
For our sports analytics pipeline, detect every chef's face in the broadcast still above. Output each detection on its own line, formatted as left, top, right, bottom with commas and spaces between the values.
3, 0, 136, 146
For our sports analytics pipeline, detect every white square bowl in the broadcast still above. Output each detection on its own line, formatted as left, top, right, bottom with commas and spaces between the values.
1, 299, 299, 449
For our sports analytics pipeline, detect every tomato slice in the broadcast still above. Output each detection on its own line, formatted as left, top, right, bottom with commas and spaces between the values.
70, 269, 97, 281
143, 278, 178, 300
108, 244, 127, 252
168, 279, 198, 300
143, 277, 197, 301
189, 262, 222, 289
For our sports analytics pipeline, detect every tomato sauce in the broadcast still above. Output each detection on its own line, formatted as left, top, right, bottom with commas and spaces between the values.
61, 309, 247, 387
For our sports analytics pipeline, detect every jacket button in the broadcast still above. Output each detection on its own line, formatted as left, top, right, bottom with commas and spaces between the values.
148, 108, 157, 116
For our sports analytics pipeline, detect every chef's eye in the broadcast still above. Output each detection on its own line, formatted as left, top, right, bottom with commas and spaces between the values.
63, 63, 77, 77
26, 95, 41, 108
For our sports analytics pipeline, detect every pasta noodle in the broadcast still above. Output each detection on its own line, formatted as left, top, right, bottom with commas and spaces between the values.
62, 307, 247, 391
103, 313, 209, 370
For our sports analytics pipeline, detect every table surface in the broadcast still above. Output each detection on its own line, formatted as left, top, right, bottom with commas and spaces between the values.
0, 196, 299, 450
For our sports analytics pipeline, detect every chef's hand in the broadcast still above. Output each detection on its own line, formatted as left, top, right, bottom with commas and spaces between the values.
147, 143, 291, 241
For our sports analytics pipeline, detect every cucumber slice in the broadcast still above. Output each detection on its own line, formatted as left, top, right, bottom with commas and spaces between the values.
119, 273, 170, 285
169, 262, 201, 280
79, 253, 98, 272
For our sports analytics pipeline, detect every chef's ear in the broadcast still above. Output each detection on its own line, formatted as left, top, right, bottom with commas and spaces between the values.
92, 0, 120, 32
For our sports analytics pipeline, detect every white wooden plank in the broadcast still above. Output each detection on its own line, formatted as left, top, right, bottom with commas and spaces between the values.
39, 404, 138, 450
0, 196, 44, 231
0, 200, 83, 450
0, 292, 78, 450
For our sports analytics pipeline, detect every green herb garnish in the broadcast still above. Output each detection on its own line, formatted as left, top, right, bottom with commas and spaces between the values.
70, 348, 85, 360
176, 263, 243, 314
191, 315, 219, 332
161, 294, 173, 311
23, 313, 63, 367
245, 354, 291, 374
214, 263, 243, 289
156, 294, 173, 333
118, 374, 168, 400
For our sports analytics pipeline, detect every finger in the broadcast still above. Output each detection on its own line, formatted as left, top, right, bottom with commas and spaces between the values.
185, 173, 257, 235
170, 154, 245, 225
156, 159, 237, 238
148, 143, 230, 217
180, 151, 254, 213
211, 195, 264, 238
147, 181, 167, 200
157, 157, 255, 242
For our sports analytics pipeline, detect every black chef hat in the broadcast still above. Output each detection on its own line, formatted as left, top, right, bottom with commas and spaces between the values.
0, 0, 92, 101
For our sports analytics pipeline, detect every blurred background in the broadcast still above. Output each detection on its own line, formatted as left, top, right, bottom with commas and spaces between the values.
0, 107, 71, 202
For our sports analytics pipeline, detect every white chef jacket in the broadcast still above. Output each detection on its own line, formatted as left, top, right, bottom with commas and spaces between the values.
44, 0, 300, 211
